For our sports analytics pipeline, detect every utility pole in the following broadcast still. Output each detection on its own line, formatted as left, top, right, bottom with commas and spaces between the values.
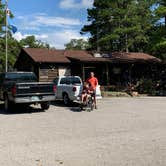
5, 0, 8, 72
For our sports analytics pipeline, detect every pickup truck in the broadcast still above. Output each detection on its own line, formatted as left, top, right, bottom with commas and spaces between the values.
53, 76, 82, 105
53, 76, 102, 105
0, 72, 56, 111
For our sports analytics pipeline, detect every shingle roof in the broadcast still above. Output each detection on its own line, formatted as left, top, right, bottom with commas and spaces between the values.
111, 52, 161, 62
23, 48, 70, 63
67, 52, 161, 63
64, 50, 110, 63
21, 48, 161, 64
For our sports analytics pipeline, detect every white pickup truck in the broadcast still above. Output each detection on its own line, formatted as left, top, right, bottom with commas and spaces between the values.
53, 76, 82, 105
53, 76, 102, 105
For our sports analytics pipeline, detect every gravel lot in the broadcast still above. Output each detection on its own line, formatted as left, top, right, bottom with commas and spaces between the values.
0, 97, 166, 166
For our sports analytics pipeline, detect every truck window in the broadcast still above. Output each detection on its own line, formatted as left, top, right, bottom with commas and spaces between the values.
5, 73, 37, 82
71, 77, 81, 84
66, 78, 71, 84
60, 78, 70, 85
60, 78, 67, 84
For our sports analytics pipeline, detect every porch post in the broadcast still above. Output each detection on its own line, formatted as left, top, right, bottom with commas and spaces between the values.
106, 63, 109, 85
82, 64, 85, 82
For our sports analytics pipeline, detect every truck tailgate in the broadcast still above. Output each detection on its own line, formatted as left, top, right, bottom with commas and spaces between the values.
15, 82, 54, 96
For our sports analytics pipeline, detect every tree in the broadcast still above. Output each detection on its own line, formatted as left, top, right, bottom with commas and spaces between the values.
0, 1, 5, 34
0, 33, 21, 71
147, 0, 166, 60
20, 35, 50, 49
155, 0, 166, 26
0, 0, 17, 72
65, 38, 90, 50
0, 0, 50, 72
81, 0, 154, 52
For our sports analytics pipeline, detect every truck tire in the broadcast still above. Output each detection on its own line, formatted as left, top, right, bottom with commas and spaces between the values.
4, 95, 13, 112
63, 93, 70, 106
41, 102, 50, 110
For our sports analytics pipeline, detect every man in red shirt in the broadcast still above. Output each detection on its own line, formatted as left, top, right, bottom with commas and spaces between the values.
86, 72, 98, 109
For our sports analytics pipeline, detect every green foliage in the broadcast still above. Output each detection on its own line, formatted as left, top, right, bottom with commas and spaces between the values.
148, 0, 166, 60
20, 35, 50, 49
0, 1, 5, 34
155, 0, 166, 25
0, 1, 52, 72
65, 39, 90, 50
0, 34, 21, 72
154, 42, 166, 59
0, 0, 51, 72
81, 0, 154, 52
0, 34, 50, 72
81, 0, 166, 59
0, 35, 50, 72
136, 78, 156, 94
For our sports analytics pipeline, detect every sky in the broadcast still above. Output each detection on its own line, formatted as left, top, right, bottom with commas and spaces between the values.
4, 0, 93, 49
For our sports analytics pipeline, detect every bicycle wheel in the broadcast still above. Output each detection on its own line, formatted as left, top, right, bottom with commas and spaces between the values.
87, 97, 94, 111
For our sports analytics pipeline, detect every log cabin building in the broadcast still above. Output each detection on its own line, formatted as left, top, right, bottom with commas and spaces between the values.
15, 48, 161, 86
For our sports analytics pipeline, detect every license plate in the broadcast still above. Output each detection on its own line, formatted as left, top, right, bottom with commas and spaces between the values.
31, 96, 39, 101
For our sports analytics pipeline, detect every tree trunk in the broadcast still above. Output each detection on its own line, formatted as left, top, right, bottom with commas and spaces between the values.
125, 34, 129, 53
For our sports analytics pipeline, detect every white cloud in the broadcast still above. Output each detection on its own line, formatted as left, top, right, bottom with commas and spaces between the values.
82, 0, 94, 8
43, 29, 88, 49
34, 15, 81, 27
60, 0, 76, 9
35, 34, 49, 40
16, 13, 82, 31
13, 30, 88, 49
60, 0, 93, 9
13, 32, 29, 41
13, 32, 48, 41
13, 12, 88, 49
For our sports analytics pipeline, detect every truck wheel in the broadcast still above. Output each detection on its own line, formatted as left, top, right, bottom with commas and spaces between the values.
4, 95, 12, 112
63, 93, 70, 106
41, 102, 50, 110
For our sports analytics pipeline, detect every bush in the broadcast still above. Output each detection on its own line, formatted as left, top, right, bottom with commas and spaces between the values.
136, 79, 156, 94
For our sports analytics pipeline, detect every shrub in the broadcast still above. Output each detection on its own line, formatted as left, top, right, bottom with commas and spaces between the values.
136, 78, 156, 94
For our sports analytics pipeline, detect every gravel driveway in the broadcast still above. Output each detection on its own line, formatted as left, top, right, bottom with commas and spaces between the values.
0, 97, 166, 166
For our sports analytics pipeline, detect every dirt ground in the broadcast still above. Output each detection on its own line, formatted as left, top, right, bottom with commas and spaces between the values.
0, 97, 166, 166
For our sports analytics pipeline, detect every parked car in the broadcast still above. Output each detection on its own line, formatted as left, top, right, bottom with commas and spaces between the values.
0, 72, 56, 111
53, 76, 102, 105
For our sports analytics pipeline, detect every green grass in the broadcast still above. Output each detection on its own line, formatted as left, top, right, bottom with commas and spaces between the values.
101, 91, 131, 97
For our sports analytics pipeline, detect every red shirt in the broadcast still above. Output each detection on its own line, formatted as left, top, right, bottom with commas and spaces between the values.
86, 77, 98, 90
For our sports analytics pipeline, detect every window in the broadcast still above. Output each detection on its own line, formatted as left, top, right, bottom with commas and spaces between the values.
5, 73, 37, 82
59, 77, 82, 85
60, 78, 71, 85
71, 77, 81, 84
60, 78, 67, 84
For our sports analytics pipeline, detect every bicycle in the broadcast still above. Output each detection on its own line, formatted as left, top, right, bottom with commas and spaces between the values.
79, 93, 95, 111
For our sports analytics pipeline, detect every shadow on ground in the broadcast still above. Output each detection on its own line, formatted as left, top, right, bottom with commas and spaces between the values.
0, 103, 45, 115
0, 101, 88, 114
51, 101, 83, 112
